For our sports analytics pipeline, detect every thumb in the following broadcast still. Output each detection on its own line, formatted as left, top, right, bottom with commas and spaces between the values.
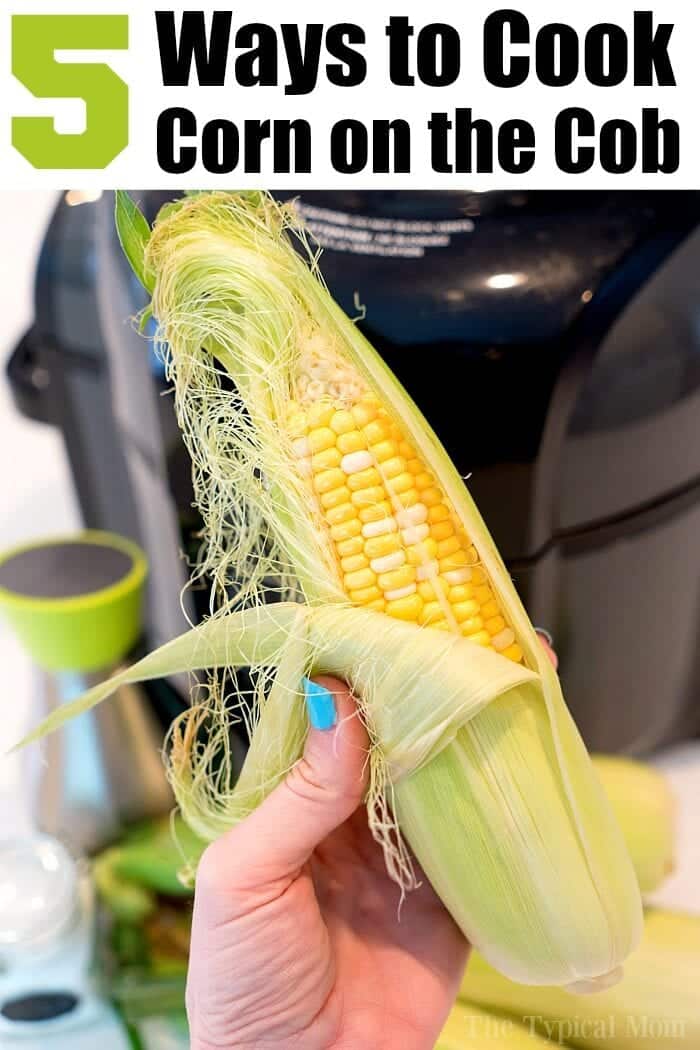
204, 677, 369, 893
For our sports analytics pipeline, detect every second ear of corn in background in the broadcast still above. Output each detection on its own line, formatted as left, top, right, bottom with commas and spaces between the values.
26, 189, 643, 990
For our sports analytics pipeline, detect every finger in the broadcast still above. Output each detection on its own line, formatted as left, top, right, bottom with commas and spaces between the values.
535, 629, 558, 670
202, 677, 369, 892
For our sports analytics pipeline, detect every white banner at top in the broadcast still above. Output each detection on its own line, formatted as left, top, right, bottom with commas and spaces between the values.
0, 0, 697, 189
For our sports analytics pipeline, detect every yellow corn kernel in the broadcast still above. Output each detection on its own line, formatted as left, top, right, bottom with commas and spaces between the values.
320, 485, 352, 510
460, 616, 484, 636
431, 619, 450, 630
475, 584, 494, 604
371, 440, 397, 463
351, 486, 386, 509
365, 533, 402, 560
314, 468, 346, 494
413, 472, 434, 491
436, 535, 461, 558
341, 553, 369, 574
406, 538, 438, 565
359, 501, 393, 524
337, 535, 364, 558
327, 503, 356, 527
385, 592, 423, 621
352, 400, 378, 426
386, 472, 414, 495
307, 402, 335, 428
396, 488, 420, 508
379, 457, 405, 479
330, 409, 356, 435
347, 467, 382, 492
337, 431, 367, 455
481, 599, 500, 619
363, 418, 391, 445
439, 550, 469, 573
464, 629, 492, 646
453, 600, 481, 623
502, 643, 524, 663
378, 565, 416, 592
308, 427, 337, 454
421, 486, 443, 507
330, 519, 362, 543
419, 601, 445, 626
471, 566, 487, 585
366, 598, 387, 612
406, 458, 423, 475
428, 504, 452, 524
398, 441, 415, 460
418, 577, 450, 601
344, 567, 377, 592
449, 584, 474, 603
349, 584, 383, 605
312, 447, 342, 472
430, 521, 455, 542
486, 615, 507, 636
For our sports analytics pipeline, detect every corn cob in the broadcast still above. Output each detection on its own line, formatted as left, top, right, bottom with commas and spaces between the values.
287, 362, 521, 657
591, 755, 676, 895
459, 909, 700, 1050
18, 190, 643, 990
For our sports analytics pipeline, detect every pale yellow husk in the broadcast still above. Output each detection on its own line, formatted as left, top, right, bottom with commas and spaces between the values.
20, 191, 643, 989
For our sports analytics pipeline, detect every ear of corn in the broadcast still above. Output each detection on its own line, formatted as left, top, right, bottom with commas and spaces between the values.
590, 755, 676, 895
459, 909, 700, 1050
21, 190, 643, 989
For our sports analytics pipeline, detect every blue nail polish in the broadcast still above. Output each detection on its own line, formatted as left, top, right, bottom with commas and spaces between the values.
303, 677, 337, 731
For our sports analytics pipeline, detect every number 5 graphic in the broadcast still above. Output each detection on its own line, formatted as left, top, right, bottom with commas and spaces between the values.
12, 15, 129, 170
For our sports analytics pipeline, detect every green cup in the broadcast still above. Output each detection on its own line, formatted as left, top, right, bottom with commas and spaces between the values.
0, 531, 148, 672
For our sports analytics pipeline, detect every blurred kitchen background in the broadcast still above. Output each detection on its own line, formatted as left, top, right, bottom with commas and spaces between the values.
1, 190, 700, 1047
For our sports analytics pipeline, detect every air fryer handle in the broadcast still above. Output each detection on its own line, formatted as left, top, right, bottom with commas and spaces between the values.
5, 327, 61, 427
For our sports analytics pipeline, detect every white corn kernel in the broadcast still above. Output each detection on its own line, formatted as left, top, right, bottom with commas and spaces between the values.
416, 559, 440, 581
396, 503, 428, 527
362, 517, 398, 539
292, 437, 310, 457
444, 568, 473, 586
492, 628, 516, 652
370, 551, 406, 574
401, 523, 430, 545
384, 583, 417, 601
341, 450, 374, 475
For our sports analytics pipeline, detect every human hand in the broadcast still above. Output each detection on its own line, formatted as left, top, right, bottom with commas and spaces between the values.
186, 676, 468, 1050
187, 632, 558, 1050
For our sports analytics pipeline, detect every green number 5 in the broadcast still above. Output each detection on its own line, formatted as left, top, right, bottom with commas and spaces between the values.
12, 15, 129, 170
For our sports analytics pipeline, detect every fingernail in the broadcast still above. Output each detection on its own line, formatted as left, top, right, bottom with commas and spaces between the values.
535, 627, 554, 648
303, 677, 337, 731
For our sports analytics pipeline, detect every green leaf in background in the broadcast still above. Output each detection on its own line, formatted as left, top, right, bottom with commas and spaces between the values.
115, 190, 154, 293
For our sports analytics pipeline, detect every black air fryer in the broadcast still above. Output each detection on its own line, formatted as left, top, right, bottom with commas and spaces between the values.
8, 191, 700, 754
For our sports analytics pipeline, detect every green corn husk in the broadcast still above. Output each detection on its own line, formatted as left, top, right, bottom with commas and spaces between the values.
590, 756, 676, 895
18, 190, 643, 990
438, 1002, 563, 1048
459, 909, 700, 1049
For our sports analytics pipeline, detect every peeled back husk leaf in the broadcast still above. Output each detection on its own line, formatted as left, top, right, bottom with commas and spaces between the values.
19, 190, 643, 990
459, 909, 700, 1050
